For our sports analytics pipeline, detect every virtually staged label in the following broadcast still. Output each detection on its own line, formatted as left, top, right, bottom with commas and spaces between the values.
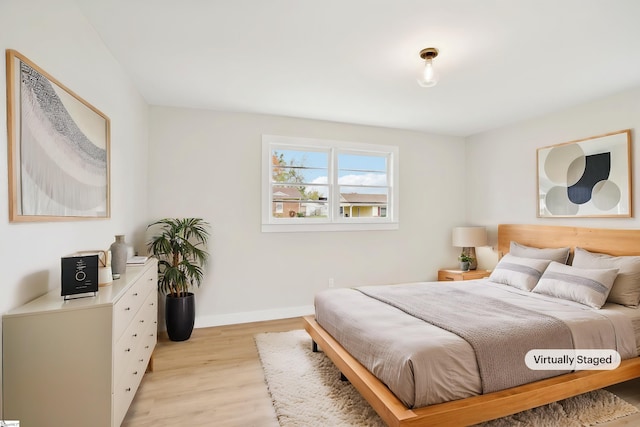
525, 349, 620, 370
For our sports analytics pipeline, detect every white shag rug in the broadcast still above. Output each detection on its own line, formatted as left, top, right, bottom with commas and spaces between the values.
255, 329, 639, 427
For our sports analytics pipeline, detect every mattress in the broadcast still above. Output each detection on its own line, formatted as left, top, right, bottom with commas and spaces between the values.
314, 279, 639, 409
606, 301, 640, 353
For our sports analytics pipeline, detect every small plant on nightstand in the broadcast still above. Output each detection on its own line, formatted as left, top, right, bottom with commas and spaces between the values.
458, 253, 475, 272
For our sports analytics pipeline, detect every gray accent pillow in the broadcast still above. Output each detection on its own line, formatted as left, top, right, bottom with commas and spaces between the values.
532, 261, 618, 309
489, 253, 552, 291
510, 241, 571, 264
572, 247, 640, 308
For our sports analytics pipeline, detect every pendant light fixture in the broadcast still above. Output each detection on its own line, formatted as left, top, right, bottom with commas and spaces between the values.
417, 47, 439, 87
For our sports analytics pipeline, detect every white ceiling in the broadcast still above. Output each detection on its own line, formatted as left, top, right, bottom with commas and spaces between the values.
75, 0, 640, 137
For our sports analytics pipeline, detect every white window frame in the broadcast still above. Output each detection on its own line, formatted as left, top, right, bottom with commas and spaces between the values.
262, 135, 399, 232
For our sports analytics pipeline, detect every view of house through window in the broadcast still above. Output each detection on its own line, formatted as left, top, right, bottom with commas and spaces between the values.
271, 148, 329, 219
263, 135, 399, 231
337, 153, 388, 218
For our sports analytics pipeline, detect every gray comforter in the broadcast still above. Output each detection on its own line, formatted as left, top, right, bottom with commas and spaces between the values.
357, 284, 573, 393
314, 280, 637, 408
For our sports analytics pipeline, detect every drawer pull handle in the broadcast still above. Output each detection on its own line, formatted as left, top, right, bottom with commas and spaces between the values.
140, 320, 145, 323
125, 387, 131, 392
139, 358, 144, 362
133, 371, 139, 375
133, 333, 138, 338
125, 307, 131, 311
150, 302, 155, 306
133, 292, 139, 297
145, 345, 150, 349
125, 348, 131, 352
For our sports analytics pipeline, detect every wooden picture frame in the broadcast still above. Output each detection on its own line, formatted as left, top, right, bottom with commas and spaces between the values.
536, 130, 631, 218
6, 49, 110, 222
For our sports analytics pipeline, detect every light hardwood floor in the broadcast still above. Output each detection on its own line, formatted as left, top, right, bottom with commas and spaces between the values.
122, 317, 302, 427
123, 317, 640, 427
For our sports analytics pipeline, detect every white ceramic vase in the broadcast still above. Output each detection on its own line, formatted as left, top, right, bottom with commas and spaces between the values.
110, 235, 128, 279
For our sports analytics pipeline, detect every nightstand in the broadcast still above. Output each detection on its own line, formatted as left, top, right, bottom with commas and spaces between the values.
438, 269, 491, 281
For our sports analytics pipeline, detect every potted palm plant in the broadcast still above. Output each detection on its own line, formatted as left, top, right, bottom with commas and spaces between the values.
147, 218, 210, 341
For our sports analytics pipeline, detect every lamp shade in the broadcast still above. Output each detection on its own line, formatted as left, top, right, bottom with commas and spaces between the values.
452, 226, 488, 247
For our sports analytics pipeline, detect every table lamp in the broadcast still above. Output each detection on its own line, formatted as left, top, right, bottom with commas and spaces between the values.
452, 226, 488, 270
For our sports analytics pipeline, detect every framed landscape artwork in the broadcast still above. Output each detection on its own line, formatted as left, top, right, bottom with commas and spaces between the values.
6, 49, 110, 222
537, 130, 631, 218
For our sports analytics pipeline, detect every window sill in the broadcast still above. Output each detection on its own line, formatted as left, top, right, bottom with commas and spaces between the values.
261, 222, 399, 233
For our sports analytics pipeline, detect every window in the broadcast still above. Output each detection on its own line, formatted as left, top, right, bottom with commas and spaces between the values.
262, 135, 399, 232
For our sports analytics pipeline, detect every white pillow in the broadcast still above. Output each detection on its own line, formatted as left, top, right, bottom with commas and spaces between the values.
532, 261, 618, 309
510, 241, 571, 264
572, 247, 640, 308
489, 254, 551, 291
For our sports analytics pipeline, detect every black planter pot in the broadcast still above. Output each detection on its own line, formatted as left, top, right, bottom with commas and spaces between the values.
165, 292, 195, 341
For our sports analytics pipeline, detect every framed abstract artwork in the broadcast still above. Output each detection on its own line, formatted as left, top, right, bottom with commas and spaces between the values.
6, 49, 110, 222
537, 130, 631, 218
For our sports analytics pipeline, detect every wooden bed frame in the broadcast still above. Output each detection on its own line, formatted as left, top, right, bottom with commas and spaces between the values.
304, 224, 640, 427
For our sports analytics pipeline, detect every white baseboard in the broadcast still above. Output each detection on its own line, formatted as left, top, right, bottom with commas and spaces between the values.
194, 304, 315, 328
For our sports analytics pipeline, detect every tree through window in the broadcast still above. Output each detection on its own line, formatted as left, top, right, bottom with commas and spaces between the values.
271, 148, 329, 218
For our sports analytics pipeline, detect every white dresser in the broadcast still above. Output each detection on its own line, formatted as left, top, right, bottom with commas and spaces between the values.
2, 259, 158, 427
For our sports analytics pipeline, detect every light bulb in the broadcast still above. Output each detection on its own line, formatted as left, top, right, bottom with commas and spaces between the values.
417, 58, 438, 87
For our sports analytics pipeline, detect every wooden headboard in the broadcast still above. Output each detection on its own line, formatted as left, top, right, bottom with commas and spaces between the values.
497, 224, 640, 260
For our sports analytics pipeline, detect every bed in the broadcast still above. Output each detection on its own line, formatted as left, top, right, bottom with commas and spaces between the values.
304, 224, 640, 426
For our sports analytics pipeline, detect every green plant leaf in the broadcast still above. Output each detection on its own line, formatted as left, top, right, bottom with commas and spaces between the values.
147, 218, 211, 296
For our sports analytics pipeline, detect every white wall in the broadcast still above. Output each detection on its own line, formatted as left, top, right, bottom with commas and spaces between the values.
148, 107, 467, 326
467, 86, 640, 267
0, 0, 149, 403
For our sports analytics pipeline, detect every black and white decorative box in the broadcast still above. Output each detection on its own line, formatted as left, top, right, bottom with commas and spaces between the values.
61, 254, 99, 299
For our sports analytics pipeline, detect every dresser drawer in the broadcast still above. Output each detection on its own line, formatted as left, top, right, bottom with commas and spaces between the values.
113, 293, 152, 383
113, 267, 156, 340
141, 319, 157, 361
114, 329, 155, 426
141, 291, 158, 332
113, 366, 142, 426
135, 288, 156, 333
114, 322, 138, 383
114, 290, 157, 389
